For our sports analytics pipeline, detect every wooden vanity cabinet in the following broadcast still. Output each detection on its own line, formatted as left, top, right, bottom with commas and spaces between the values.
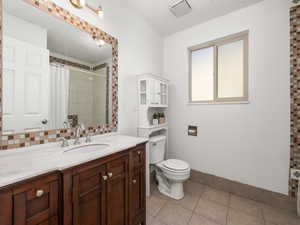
0, 172, 60, 225
63, 143, 146, 225
129, 146, 146, 225
0, 143, 146, 225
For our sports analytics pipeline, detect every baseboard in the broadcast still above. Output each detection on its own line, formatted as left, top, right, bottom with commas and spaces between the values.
190, 169, 297, 212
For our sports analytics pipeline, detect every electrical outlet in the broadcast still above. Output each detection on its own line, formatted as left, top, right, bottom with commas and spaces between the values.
291, 169, 300, 180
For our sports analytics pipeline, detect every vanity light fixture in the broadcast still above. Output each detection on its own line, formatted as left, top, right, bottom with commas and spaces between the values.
69, 0, 104, 18
69, 0, 86, 9
86, 5, 104, 19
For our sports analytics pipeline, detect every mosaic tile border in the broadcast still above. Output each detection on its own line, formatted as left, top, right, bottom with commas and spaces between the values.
290, 5, 300, 198
50, 56, 91, 71
0, 0, 118, 150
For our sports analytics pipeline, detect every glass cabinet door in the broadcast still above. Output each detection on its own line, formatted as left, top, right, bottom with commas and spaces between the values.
139, 80, 147, 105
160, 82, 167, 105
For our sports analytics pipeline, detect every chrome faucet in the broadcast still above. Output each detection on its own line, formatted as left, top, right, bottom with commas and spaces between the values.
74, 123, 85, 145
59, 137, 69, 148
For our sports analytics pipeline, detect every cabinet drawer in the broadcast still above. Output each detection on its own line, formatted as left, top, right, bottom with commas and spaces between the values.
107, 155, 128, 178
12, 173, 59, 225
131, 146, 145, 169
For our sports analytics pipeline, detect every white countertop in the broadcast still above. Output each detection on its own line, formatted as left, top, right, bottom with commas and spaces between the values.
0, 133, 148, 188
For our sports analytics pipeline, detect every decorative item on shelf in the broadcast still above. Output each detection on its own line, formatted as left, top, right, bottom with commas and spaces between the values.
158, 112, 166, 124
153, 113, 159, 126
69, 0, 104, 18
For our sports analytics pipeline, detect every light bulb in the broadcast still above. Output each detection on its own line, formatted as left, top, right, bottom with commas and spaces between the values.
79, 0, 86, 7
97, 7, 104, 18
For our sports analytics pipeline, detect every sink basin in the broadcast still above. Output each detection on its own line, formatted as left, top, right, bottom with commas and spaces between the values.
63, 143, 110, 154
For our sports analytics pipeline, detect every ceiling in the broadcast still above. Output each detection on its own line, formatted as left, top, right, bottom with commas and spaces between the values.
4, 0, 112, 65
123, 0, 264, 36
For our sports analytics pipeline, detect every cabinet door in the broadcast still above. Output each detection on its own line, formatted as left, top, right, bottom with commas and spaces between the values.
129, 167, 145, 225
106, 156, 129, 225
149, 79, 160, 105
12, 174, 59, 225
72, 165, 106, 225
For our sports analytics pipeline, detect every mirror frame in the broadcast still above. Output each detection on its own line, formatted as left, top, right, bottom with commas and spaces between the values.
0, 0, 118, 150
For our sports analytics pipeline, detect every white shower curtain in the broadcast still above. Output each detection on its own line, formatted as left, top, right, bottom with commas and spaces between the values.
49, 64, 70, 129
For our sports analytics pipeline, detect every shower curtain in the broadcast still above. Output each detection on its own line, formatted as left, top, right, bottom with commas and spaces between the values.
49, 64, 70, 129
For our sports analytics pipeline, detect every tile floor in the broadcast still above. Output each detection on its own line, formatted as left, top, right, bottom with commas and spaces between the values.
146, 180, 300, 225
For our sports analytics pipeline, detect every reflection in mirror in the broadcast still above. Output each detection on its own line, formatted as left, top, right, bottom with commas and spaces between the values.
3, 0, 113, 134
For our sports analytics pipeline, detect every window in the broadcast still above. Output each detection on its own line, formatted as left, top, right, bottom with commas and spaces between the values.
189, 31, 248, 103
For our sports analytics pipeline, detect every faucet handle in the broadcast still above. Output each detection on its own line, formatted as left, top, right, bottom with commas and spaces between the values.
86, 132, 92, 143
59, 137, 69, 147
80, 123, 85, 130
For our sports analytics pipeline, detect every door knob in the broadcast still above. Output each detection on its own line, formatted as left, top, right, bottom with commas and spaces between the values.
107, 172, 113, 178
103, 175, 108, 180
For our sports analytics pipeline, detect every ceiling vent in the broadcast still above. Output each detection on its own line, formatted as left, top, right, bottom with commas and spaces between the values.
170, 0, 192, 18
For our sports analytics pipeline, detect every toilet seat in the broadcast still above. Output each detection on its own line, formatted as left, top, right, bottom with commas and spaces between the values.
156, 159, 190, 175
163, 159, 189, 171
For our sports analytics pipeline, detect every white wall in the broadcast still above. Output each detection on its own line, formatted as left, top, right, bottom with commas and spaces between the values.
163, 0, 290, 194
3, 12, 47, 48
50, 0, 163, 136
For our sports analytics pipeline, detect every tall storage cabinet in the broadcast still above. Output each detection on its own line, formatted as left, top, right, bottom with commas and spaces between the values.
137, 74, 169, 196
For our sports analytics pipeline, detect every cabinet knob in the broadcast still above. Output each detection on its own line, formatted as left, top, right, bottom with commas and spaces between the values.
103, 175, 108, 180
36, 189, 44, 197
107, 172, 113, 178
132, 179, 137, 184
137, 151, 141, 155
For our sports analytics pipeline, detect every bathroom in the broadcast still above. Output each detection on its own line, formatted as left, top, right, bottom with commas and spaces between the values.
0, 0, 299, 225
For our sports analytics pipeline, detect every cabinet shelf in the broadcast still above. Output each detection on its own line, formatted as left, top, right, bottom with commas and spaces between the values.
138, 123, 168, 129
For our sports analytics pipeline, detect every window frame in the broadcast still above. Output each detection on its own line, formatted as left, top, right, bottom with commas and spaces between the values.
188, 30, 249, 104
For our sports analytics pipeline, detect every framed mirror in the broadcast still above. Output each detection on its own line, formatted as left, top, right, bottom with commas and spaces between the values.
1, 0, 118, 149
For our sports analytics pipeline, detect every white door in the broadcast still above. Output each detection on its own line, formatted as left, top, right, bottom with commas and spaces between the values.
3, 36, 50, 134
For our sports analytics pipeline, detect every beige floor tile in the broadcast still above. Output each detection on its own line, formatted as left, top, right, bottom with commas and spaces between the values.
287, 214, 300, 225
156, 202, 193, 225
146, 195, 167, 217
184, 180, 207, 196
189, 213, 222, 225
202, 187, 230, 206
262, 205, 300, 225
151, 218, 167, 225
194, 198, 228, 225
227, 209, 264, 225
229, 195, 263, 218
147, 213, 155, 225
170, 193, 201, 211
264, 222, 278, 225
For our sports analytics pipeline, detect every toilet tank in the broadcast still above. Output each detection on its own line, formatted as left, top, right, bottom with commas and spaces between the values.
149, 135, 166, 164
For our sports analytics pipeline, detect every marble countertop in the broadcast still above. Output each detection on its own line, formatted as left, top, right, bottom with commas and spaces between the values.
0, 133, 148, 188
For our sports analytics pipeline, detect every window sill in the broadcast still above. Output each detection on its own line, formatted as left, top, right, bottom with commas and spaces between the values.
187, 101, 250, 105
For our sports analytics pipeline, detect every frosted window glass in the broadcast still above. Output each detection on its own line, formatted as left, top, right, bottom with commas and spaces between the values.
191, 47, 214, 101
217, 40, 244, 98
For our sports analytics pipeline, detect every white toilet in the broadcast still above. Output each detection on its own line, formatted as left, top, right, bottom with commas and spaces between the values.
149, 135, 190, 200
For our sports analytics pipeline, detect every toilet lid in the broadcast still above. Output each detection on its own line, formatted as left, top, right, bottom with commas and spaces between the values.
163, 159, 189, 171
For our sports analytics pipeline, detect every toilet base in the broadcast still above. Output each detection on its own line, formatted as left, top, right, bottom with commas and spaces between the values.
156, 171, 185, 200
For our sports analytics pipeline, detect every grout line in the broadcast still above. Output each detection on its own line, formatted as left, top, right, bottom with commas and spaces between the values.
260, 204, 267, 225
225, 195, 231, 225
